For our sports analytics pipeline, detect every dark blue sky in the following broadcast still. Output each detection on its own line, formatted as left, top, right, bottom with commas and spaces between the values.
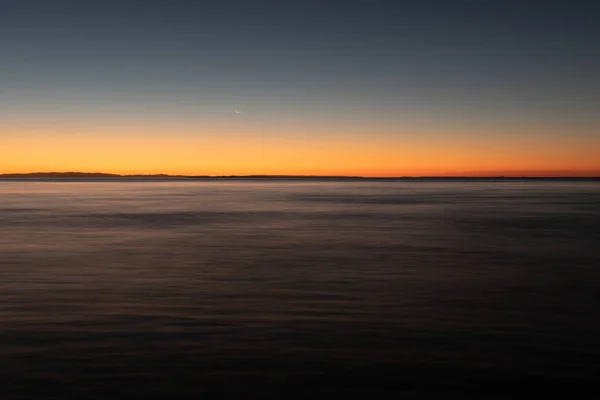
2, 0, 599, 175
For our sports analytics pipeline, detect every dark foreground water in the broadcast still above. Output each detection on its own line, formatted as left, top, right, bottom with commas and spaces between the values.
1, 180, 599, 398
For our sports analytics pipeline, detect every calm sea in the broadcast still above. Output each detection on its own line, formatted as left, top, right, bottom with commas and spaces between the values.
1, 180, 599, 398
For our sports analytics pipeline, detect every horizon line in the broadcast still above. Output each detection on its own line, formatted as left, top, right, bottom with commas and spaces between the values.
1, 172, 599, 180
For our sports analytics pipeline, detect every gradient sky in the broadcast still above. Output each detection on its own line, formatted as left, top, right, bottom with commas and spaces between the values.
2, 0, 599, 176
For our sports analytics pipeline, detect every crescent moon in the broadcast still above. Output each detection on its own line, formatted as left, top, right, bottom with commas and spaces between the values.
234, 108, 241, 114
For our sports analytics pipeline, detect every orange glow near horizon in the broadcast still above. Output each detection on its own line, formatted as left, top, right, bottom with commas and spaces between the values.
2, 119, 599, 177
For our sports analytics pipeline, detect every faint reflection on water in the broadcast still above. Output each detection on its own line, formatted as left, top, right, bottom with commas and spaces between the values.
1, 180, 600, 397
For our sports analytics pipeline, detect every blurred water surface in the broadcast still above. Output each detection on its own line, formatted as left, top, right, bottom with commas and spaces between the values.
1, 180, 600, 397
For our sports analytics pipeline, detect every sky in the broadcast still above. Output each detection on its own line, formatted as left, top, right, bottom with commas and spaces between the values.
1, 0, 599, 176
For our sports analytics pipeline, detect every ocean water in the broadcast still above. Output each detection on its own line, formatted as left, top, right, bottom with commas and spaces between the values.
1, 180, 599, 398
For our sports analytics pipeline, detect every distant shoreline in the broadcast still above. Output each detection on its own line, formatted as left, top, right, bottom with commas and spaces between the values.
1, 173, 599, 181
